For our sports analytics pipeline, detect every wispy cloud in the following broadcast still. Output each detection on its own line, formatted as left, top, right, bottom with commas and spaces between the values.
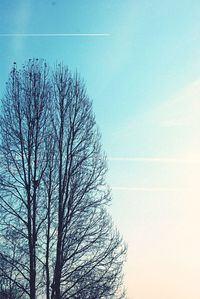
0, 33, 110, 37
160, 119, 188, 128
108, 157, 200, 164
111, 186, 190, 192
10, 1, 32, 54
157, 79, 200, 128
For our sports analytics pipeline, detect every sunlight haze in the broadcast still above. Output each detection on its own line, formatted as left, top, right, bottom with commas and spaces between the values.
1, 1, 200, 298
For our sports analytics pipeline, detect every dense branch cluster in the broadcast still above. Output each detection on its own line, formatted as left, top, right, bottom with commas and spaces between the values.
0, 59, 126, 299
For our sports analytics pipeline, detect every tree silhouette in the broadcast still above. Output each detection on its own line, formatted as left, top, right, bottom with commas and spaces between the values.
0, 59, 127, 299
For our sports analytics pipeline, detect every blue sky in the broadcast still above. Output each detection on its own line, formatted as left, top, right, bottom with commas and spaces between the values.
1, 1, 200, 298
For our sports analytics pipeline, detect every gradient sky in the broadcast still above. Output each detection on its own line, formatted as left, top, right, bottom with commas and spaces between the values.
1, 1, 200, 298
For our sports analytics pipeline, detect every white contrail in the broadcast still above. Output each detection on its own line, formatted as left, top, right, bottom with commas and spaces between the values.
0, 33, 110, 37
108, 157, 200, 164
111, 186, 190, 192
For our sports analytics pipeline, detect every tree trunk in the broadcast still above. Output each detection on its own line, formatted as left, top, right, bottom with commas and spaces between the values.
52, 234, 62, 299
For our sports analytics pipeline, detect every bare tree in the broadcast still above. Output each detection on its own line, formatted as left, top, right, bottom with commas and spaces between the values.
0, 59, 52, 299
0, 60, 127, 299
